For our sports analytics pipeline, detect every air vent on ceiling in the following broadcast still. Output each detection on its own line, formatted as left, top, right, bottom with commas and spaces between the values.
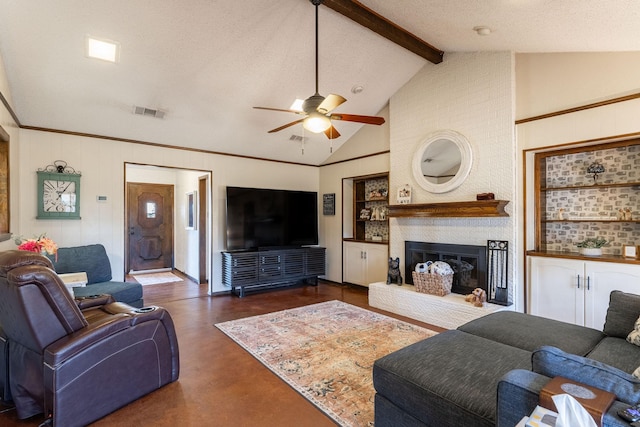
289, 134, 308, 142
133, 105, 165, 119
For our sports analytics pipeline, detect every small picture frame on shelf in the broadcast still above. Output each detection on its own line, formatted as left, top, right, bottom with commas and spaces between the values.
397, 184, 412, 204
359, 208, 371, 220
623, 245, 638, 259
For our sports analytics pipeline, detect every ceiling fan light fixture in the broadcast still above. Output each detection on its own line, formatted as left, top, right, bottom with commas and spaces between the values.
303, 113, 331, 133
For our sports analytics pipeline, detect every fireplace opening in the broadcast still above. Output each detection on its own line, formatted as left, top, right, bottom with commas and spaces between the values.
405, 241, 487, 296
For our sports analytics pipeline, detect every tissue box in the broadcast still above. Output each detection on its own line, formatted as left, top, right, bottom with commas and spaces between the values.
540, 376, 615, 427
525, 405, 557, 427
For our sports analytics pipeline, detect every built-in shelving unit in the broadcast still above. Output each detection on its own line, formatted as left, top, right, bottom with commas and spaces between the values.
352, 173, 389, 243
533, 138, 640, 255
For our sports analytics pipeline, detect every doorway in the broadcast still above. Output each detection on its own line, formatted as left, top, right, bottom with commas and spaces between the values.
124, 163, 213, 290
126, 182, 174, 273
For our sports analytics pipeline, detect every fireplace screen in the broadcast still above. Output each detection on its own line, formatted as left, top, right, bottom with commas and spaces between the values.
405, 241, 486, 296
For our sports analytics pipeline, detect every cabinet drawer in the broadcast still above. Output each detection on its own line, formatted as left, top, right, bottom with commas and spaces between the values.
260, 254, 281, 265
260, 265, 282, 279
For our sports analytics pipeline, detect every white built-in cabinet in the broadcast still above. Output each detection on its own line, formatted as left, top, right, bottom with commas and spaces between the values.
343, 241, 388, 287
529, 256, 640, 330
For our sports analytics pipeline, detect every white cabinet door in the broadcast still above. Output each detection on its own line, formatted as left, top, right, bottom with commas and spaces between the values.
529, 257, 585, 325
343, 242, 388, 286
343, 242, 366, 285
362, 243, 388, 285
585, 262, 640, 330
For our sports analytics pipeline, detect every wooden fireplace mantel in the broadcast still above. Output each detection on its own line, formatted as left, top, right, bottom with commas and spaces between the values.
388, 200, 510, 218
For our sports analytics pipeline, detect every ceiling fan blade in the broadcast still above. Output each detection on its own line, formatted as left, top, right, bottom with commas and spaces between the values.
317, 94, 347, 114
324, 125, 341, 139
268, 118, 305, 133
330, 113, 385, 125
254, 106, 303, 115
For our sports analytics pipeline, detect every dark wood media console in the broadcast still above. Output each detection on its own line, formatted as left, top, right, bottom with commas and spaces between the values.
222, 247, 326, 297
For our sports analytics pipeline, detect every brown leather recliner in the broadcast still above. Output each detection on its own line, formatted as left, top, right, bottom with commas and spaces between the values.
0, 250, 180, 426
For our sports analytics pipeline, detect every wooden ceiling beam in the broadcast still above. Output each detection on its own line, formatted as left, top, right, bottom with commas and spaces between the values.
321, 0, 444, 64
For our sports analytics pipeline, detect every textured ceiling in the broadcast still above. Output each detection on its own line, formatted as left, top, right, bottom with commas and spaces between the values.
0, 0, 638, 166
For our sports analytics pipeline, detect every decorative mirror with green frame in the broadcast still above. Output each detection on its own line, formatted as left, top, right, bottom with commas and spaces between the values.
37, 160, 81, 219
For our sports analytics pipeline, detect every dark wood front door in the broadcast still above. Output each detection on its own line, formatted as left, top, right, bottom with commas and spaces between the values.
127, 182, 174, 272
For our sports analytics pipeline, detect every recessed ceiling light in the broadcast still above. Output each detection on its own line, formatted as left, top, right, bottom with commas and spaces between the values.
86, 36, 120, 63
290, 99, 304, 111
472, 26, 492, 36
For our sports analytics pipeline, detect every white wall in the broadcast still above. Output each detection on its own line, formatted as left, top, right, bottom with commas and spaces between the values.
319, 104, 391, 283
389, 52, 519, 308
515, 52, 640, 311
319, 153, 390, 282
15, 129, 318, 293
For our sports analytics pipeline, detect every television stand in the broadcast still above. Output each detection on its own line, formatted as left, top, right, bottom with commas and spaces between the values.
222, 247, 326, 297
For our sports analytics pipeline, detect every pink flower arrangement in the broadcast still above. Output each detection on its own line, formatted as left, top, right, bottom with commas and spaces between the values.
13, 234, 58, 260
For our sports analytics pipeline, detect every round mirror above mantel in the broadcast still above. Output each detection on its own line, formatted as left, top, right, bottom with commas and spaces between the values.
412, 129, 473, 194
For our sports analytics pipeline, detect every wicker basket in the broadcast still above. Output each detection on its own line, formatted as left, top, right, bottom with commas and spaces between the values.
412, 271, 453, 296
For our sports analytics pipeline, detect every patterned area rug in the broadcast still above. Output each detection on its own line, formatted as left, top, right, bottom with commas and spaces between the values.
215, 300, 437, 426
132, 271, 182, 286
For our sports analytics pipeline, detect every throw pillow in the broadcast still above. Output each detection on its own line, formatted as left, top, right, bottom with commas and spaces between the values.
627, 315, 640, 347
604, 290, 640, 339
532, 346, 640, 405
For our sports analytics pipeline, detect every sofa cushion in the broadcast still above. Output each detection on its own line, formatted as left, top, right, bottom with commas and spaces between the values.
373, 330, 531, 427
458, 311, 605, 356
604, 290, 640, 339
587, 336, 640, 374
51, 244, 112, 284
73, 281, 143, 307
532, 345, 640, 405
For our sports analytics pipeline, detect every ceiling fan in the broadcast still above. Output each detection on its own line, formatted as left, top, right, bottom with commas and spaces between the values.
253, 0, 385, 140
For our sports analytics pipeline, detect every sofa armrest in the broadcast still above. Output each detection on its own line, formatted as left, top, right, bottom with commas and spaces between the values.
532, 346, 640, 405
75, 294, 115, 309
497, 369, 630, 427
497, 369, 549, 427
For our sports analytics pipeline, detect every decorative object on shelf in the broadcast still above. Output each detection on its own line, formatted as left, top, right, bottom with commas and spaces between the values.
37, 160, 81, 219
359, 208, 371, 220
396, 184, 412, 204
617, 209, 625, 220
13, 233, 58, 260
625, 208, 633, 221
487, 240, 509, 305
557, 208, 565, 220
623, 245, 638, 259
369, 205, 388, 221
368, 188, 387, 200
586, 161, 605, 184
575, 237, 608, 256
322, 193, 335, 215
386, 257, 403, 285
476, 192, 494, 200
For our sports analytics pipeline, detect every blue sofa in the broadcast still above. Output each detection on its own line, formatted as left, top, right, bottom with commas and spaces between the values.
373, 290, 640, 427
50, 244, 144, 308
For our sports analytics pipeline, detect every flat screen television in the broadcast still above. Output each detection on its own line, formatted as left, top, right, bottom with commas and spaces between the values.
225, 186, 319, 251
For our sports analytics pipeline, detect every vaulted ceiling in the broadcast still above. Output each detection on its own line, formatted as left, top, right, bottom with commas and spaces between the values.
0, 1, 638, 165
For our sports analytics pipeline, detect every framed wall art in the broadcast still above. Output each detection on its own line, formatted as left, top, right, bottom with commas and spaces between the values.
186, 191, 197, 230
323, 193, 335, 215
